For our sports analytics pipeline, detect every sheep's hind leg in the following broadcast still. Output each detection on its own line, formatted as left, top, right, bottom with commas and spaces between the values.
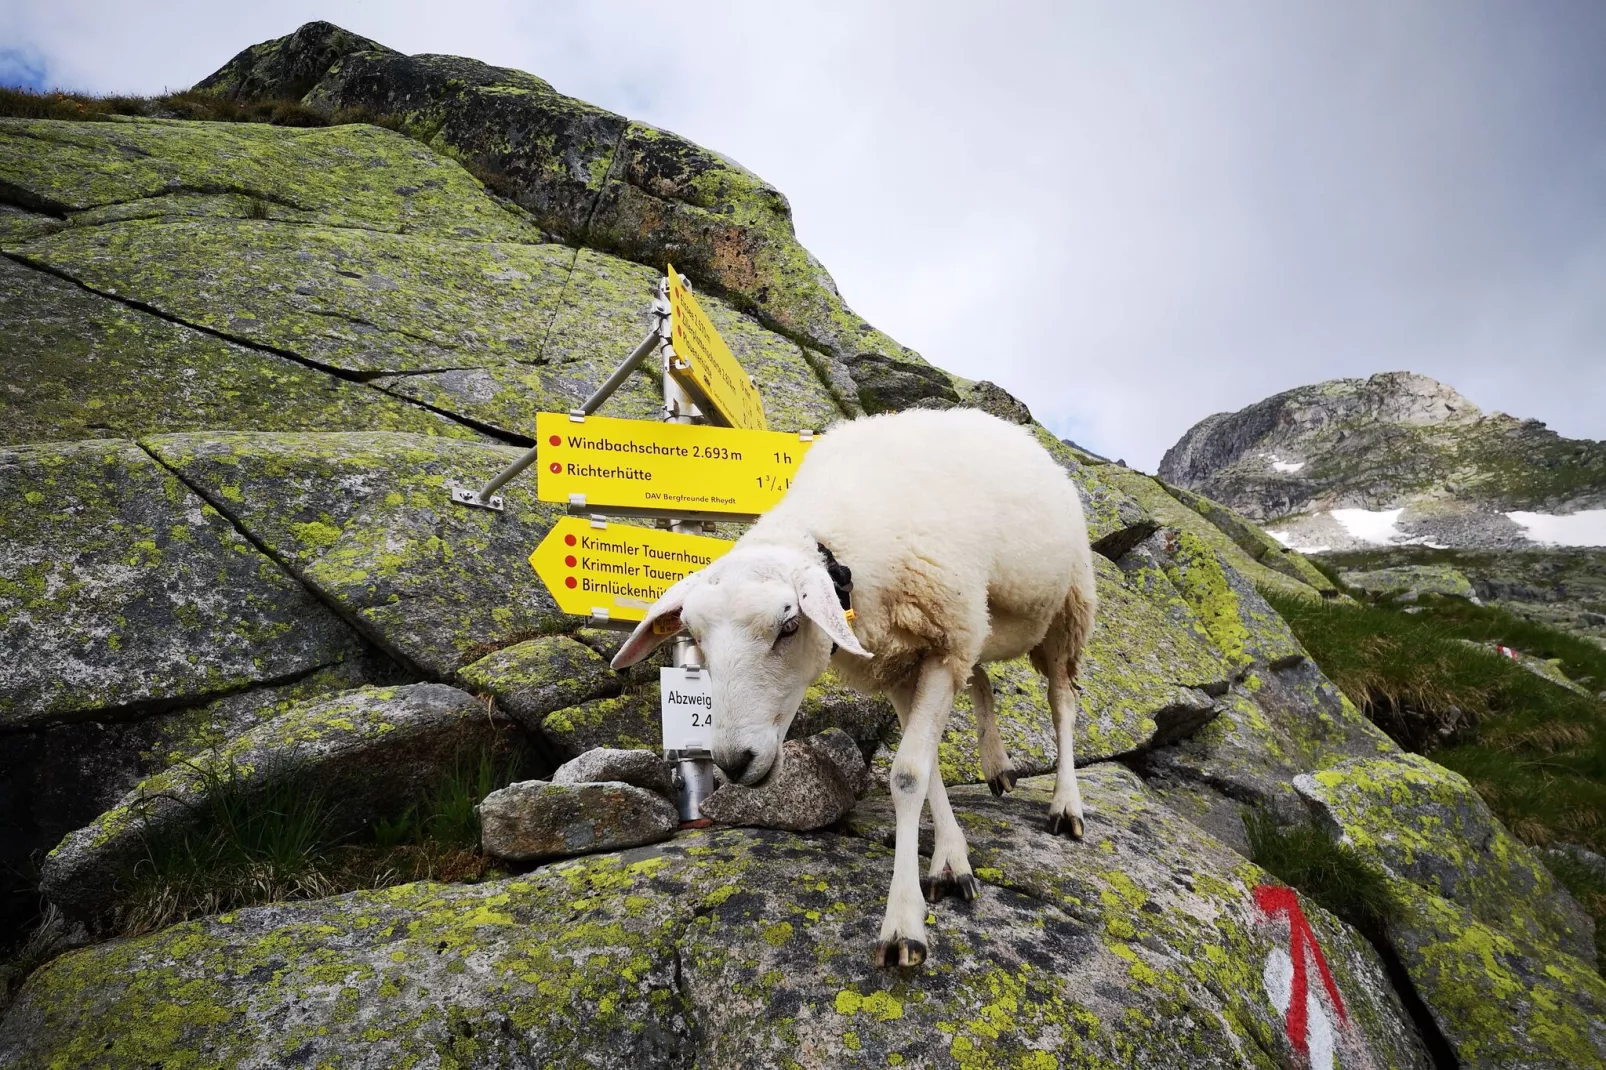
968, 666, 1016, 796
877, 657, 958, 968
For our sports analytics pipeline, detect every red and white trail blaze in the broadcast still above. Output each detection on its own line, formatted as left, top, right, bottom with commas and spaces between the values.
1256, 884, 1349, 1066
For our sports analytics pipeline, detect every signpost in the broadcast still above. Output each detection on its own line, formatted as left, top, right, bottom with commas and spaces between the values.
454, 268, 805, 821
535, 412, 811, 520
666, 264, 769, 431
528, 515, 733, 625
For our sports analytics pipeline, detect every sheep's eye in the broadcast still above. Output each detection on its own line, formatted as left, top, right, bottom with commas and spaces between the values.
776, 616, 800, 642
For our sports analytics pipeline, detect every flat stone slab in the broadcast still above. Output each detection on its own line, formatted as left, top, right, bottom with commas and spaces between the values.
701, 729, 867, 831
142, 431, 569, 678
551, 747, 673, 796
0, 439, 360, 728
480, 779, 679, 861
40, 683, 499, 927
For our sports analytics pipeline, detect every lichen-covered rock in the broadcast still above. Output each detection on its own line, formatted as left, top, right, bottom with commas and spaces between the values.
1341, 563, 1478, 602
1135, 528, 1307, 670
1160, 480, 1338, 595
0, 256, 478, 445
39, 683, 501, 926
142, 431, 569, 677
197, 19, 399, 101
1294, 753, 1606, 1068
479, 779, 679, 861
0, 118, 534, 239
541, 687, 662, 756
13, 219, 572, 375
552, 747, 673, 796
847, 764, 1432, 1069
960, 379, 1033, 424
0, 817, 1427, 1069
1029, 427, 1158, 557
1097, 462, 1329, 600
842, 352, 960, 414
456, 634, 621, 731
1295, 753, 1594, 960
0, 439, 360, 728
1143, 659, 1399, 850
700, 730, 867, 831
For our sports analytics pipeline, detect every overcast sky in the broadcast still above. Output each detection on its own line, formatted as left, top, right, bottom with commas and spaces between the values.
6, 2, 1605, 470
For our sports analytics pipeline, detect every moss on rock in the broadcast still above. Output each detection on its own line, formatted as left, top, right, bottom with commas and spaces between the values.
0, 117, 538, 239
0, 257, 479, 445
142, 431, 570, 677
0, 438, 361, 728
13, 219, 573, 374
457, 634, 621, 733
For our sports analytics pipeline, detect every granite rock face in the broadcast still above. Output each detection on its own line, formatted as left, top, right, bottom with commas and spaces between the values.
551, 747, 674, 796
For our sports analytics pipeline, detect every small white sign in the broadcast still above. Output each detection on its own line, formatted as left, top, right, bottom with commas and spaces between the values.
660, 666, 716, 751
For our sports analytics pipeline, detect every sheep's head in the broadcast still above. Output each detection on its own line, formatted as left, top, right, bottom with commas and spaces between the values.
611, 544, 870, 785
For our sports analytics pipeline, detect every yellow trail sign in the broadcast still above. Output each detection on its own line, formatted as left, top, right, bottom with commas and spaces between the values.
535, 412, 811, 518
667, 264, 768, 431
530, 516, 734, 623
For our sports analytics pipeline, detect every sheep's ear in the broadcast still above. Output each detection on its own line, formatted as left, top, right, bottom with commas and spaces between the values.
612, 569, 706, 668
797, 563, 872, 658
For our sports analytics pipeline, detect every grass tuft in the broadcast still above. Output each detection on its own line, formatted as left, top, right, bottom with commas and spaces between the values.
1245, 810, 1396, 933
117, 743, 523, 936
0, 86, 403, 131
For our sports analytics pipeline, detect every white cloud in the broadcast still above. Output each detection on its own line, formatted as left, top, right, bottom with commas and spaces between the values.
7, 1, 1606, 469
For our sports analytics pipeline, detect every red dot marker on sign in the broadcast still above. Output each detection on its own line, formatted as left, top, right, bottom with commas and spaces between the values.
564, 534, 577, 547
549, 462, 561, 474
548, 435, 561, 446
565, 555, 577, 567
565, 577, 577, 589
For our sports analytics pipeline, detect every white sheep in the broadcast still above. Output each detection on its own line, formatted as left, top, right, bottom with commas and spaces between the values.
612, 407, 1098, 967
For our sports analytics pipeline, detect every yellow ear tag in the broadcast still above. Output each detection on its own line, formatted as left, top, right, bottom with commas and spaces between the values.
843, 608, 856, 622
652, 618, 680, 635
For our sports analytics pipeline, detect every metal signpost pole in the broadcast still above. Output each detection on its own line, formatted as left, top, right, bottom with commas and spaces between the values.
660, 276, 717, 823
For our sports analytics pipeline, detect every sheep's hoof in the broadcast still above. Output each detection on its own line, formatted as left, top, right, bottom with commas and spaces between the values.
874, 937, 928, 968
922, 872, 982, 903
987, 769, 1018, 797
1046, 812, 1085, 839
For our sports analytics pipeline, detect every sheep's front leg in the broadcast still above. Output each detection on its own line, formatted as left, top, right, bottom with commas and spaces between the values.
876, 657, 957, 968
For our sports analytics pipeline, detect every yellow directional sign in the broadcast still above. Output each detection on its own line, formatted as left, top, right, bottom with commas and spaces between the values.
535, 412, 811, 518
529, 516, 733, 622
667, 264, 768, 431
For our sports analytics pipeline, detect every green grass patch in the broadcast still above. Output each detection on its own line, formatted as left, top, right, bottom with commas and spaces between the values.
1545, 850, 1606, 968
118, 744, 523, 936
1244, 809, 1396, 933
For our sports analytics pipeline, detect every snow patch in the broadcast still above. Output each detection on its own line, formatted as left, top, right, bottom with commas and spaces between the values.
1505, 509, 1606, 547
1331, 507, 1406, 545
1268, 454, 1306, 473
1267, 528, 1330, 553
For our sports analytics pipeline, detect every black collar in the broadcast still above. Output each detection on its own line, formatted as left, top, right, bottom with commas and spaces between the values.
816, 542, 853, 655
816, 542, 853, 610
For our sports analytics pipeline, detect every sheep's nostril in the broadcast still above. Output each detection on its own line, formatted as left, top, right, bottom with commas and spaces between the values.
723, 749, 756, 783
